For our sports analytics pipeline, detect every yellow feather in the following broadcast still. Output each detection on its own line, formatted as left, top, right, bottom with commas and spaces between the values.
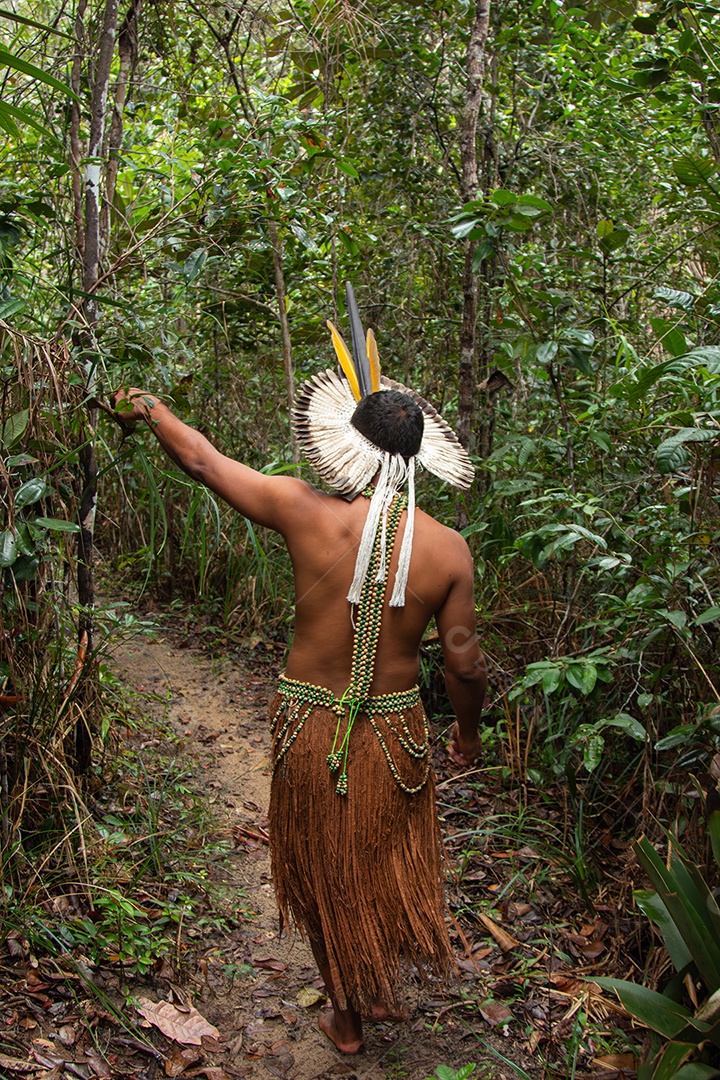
366, 329, 381, 393
326, 320, 361, 401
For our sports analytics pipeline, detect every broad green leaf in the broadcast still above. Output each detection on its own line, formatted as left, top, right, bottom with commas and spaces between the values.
659, 609, 687, 631
536, 341, 558, 364
597, 218, 614, 237
696, 607, 720, 626
0, 99, 19, 137
517, 194, 551, 212
0, 8, 72, 37
635, 838, 720, 989
517, 437, 536, 468
654, 287, 695, 311
650, 317, 688, 359
459, 521, 488, 539
0, 45, 79, 100
290, 221, 319, 252
490, 189, 517, 207
15, 477, 47, 508
651, 1042, 700, 1080
561, 326, 595, 347
633, 15, 658, 33
1, 408, 28, 450
542, 667, 562, 694
593, 977, 694, 1039
0, 297, 25, 319
454, 1066, 477, 1080
657, 429, 717, 474
604, 712, 646, 741
0, 530, 17, 567
633, 889, 692, 971
14, 523, 35, 556
588, 429, 612, 452
582, 732, 604, 772
676, 56, 704, 82
673, 154, 717, 186
683, 345, 720, 373
183, 249, 207, 284
337, 229, 359, 255
672, 1066, 720, 1079
32, 517, 81, 533
336, 159, 359, 179
0, 98, 53, 138
655, 725, 697, 752
599, 227, 630, 253
566, 663, 597, 695
11, 555, 39, 581
471, 238, 494, 270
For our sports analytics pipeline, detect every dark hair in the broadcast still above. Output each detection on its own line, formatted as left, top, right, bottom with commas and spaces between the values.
351, 390, 424, 459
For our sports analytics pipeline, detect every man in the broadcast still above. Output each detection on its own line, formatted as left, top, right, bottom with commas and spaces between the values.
113, 292, 486, 1055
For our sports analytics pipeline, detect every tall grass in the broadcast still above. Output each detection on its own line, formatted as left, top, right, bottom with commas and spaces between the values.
0, 326, 99, 892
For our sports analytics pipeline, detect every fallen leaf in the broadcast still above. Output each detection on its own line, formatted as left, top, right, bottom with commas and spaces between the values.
252, 957, 287, 972
593, 1053, 637, 1070
164, 1045, 203, 1076
186, 1069, 233, 1080
57, 1025, 76, 1047
85, 1047, 112, 1078
297, 986, 325, 1008
0, 1052, 46, 1073
476, 911, 521, 952
5, 931, 29, 960
136, 998, 220, 1046
479, 1000, 513, 1027
508, 902, 532, 919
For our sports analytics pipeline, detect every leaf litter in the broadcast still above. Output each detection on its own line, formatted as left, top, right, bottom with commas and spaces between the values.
0, 620, 652, 1078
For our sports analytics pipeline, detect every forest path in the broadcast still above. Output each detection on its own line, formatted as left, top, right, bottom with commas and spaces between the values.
109, 628, 502, 1080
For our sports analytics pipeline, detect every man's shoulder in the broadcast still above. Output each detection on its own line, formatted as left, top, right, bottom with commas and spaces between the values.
416, 508, 472, 560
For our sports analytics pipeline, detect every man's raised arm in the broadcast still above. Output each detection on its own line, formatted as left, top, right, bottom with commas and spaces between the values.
435, 534, 487, 767
112, 389, 311, 533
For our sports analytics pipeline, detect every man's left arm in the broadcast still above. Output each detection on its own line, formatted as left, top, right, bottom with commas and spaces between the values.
112, 389, 310, 533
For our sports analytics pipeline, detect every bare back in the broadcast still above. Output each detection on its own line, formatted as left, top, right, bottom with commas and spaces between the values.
279, 486, 471, 696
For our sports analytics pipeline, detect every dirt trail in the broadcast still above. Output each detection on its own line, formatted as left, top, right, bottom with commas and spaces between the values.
110, 629, 514, 1080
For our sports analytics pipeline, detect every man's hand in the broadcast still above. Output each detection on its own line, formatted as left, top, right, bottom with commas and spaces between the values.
448, 722, 482, 768
110, 387, 158, 429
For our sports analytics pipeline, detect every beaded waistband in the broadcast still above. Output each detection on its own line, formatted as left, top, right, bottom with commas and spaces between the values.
276, 675, 420, 717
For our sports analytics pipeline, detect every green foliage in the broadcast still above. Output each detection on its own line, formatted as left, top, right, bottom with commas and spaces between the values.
596, 832, 720, 1078
423, 1065, 476, 1080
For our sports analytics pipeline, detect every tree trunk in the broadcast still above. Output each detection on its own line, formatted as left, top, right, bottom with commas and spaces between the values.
269, 218, 298, 462
101, 0, 143, 253
456, 0, 491, 454
74, 0, 121, 770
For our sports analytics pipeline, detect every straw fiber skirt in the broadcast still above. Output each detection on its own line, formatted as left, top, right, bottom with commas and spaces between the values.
268, 692, 453, 1014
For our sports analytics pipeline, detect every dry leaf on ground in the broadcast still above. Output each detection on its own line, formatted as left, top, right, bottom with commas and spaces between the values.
476, 911, 521, 952
136, 998, 220, 1045
0, 1052, 46, 1073
164, 1045, 203, 1076
296, 986, 324, 1008
479, 1000, 513, 1027
593, 1053, 637, 1071
252, 957, 287, 972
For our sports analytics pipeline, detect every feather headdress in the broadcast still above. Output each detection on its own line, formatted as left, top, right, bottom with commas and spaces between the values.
292, 284, 474, 606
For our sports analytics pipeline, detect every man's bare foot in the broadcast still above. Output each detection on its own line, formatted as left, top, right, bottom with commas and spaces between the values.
318, 1008, 364, 1054
366, 1003, 410, 1022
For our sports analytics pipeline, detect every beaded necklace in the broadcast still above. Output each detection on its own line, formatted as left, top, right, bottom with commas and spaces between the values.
272, 488, 431, 797
324, 489, 406, 794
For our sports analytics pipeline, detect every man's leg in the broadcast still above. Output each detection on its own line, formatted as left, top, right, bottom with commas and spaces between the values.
308, 935, 364, 1054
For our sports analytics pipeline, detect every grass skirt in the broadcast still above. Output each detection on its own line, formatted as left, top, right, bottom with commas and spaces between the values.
268, 693, 453, 1014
